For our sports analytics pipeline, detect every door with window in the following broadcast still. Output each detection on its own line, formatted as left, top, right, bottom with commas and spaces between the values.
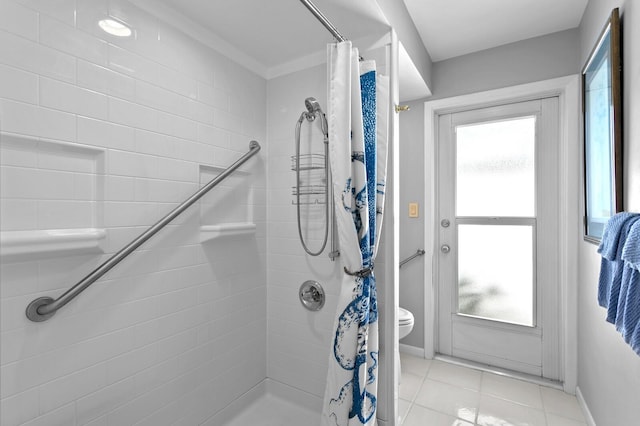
437, 98, 561, 379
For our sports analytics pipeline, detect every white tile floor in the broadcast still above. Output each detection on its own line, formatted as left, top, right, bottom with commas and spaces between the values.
399, 353, 587, 426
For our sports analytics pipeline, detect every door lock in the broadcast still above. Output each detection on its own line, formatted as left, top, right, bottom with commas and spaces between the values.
441, 244, 451, 254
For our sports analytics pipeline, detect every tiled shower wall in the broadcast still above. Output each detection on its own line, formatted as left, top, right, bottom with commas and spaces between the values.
266, 64, 342, 399
0, 1, 267, 425
265, 43, 393, 405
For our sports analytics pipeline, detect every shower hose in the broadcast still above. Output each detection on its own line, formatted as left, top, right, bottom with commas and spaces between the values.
295, 109, 329, 256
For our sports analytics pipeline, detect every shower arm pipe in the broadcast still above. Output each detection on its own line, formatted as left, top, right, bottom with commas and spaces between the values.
399, 249, 426, 269
298, 0, 347, 42
25, 141, 261, 323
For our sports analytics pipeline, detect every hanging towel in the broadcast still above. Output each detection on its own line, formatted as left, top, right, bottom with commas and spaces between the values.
615, 219, 640, 355
597, 212, 640, 323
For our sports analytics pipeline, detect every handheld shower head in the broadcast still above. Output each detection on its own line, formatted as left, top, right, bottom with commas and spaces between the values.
304, 97, 328, 137
305, 97, 321, 114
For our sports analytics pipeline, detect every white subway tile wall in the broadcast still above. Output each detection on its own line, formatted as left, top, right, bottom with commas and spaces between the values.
266, 47, 394, 420
0, 1, 267, 425
265, 64, 341, 399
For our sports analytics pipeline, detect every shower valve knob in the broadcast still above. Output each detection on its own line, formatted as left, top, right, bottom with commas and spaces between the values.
299, 280, 325, 311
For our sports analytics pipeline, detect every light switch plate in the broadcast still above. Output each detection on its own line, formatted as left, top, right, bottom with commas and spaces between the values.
409, 202, 419, 218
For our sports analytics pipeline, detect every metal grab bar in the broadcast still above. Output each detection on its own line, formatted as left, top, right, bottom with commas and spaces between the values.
399, 249, 426, 269
25, 141, 261, 322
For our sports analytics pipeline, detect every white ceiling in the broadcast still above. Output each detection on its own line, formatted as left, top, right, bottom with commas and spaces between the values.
149, 0, 391, 71
147, 0, 588, 78
403, 0, 588, 61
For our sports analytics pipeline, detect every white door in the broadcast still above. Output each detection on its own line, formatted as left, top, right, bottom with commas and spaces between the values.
436, 98, 561, 379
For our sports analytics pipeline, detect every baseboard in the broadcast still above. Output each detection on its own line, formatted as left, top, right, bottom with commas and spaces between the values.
399, 343, 425, 358
576, 386, 596, 426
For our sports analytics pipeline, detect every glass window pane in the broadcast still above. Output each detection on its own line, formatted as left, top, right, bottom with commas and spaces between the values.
456, 117, 535, 217
457, 224, 534, 326
584, 40, 614, 239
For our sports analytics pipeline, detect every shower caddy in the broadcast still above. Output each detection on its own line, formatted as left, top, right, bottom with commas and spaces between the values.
292, 97, 339, 259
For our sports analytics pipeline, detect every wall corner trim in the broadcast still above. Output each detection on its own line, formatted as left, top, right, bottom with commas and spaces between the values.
576, 386, 597, 426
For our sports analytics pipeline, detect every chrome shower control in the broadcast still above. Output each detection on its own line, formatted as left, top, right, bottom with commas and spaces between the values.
299, 280, 325, 311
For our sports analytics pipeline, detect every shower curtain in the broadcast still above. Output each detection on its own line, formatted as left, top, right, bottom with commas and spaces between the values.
322, 41, 389, 426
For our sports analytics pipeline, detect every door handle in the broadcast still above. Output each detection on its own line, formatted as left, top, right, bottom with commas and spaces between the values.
441, 244, 450, 254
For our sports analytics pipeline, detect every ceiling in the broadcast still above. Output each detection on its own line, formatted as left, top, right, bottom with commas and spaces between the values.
147, 0, 588, 81
148, 0, 391, 72
403, 0, 589, 61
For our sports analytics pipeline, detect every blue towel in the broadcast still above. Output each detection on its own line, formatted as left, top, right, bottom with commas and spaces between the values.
615, 220, 640, 355
597, 212, 640, 323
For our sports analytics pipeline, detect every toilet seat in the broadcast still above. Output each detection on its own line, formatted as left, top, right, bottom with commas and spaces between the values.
398, 307, 415, 340
398, 307, 414, 324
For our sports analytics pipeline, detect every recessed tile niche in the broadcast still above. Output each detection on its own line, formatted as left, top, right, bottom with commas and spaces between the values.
198, 164, 255, 241
0, 132, 106, 258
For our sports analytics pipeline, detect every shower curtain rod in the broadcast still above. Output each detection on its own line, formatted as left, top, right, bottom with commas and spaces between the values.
298, 0, 347, 42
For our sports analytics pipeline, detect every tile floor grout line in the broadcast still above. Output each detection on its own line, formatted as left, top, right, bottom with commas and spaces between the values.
399, 353, 587, 426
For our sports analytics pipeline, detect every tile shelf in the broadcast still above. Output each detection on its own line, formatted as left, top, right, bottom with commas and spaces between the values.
199, 223, 256, 242
0, 228, 107, 260
0, 223, 257, 258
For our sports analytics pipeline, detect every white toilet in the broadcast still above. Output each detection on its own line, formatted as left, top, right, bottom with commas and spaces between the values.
398, 306, 415, 339
398, 307, 415, 380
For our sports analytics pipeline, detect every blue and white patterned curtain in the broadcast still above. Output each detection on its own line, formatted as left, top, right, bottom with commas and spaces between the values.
322, 41, 389, 426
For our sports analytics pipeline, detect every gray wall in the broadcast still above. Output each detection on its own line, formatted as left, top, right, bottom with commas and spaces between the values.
399, 29, 580, 349
430, 29, 579, 100
377, 0, 433, 90
577, 1, 640, 425
399, 2, 640, 422
399, 99, 426, 349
